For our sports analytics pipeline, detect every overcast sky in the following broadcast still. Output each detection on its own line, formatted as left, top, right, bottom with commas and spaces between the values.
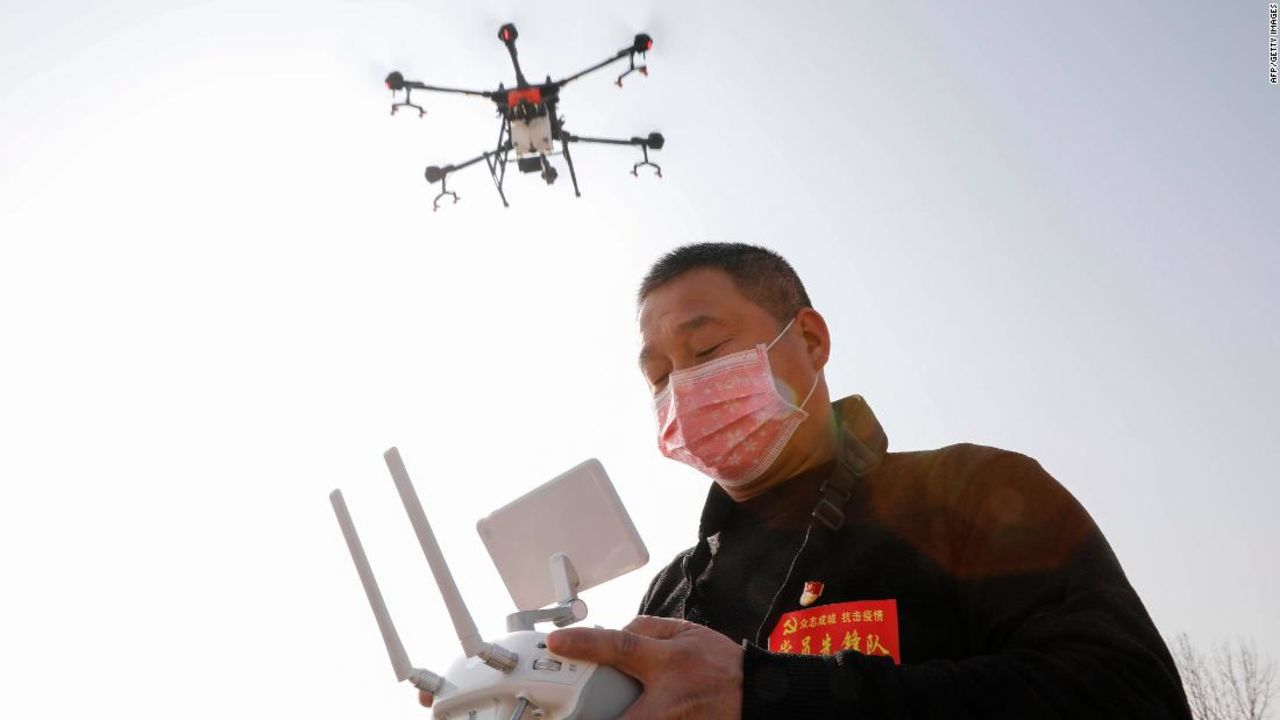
2, 0, 1277, 717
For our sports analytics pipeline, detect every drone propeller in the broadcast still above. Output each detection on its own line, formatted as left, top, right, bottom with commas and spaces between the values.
340, 27, 417, 93
614, 35, 653, 87
608, 1, 684, 70
470, 7, 526, 44
384, 70, 427, 117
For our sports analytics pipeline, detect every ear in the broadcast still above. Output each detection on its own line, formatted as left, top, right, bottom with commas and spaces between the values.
796, 308, 831, 370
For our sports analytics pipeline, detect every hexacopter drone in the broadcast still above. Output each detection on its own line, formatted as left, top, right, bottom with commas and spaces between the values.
384, 23, 665, 210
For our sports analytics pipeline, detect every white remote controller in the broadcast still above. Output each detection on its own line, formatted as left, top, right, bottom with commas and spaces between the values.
330, 448, 643, 720
429, 630, 639, 720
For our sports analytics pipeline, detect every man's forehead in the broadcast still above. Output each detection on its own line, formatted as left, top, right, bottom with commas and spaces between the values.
636, 268, 759, 357
639, 269, 742, 322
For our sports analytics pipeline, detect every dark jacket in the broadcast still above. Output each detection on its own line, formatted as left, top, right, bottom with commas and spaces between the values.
639, 395, 1191, 718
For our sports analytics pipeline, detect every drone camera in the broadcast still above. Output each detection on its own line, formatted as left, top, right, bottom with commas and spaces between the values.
425, 166, 447, 184
633, 34, 653, 54
499, 23, 518, 44
516, 156, 543, 174
385, 71, 406, 91
646, 132, 665, 150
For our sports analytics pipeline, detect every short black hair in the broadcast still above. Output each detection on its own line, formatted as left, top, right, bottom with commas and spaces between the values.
637, 242, 813, 325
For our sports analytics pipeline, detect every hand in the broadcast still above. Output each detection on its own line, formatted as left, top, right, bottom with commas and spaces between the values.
547, 616, 744, 720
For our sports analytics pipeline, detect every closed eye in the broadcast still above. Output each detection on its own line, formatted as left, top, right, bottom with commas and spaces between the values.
651, 340, 730, 394
696, 341, 728, 359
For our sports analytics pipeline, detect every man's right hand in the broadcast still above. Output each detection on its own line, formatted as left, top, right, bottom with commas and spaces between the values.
418, 690, 433, 708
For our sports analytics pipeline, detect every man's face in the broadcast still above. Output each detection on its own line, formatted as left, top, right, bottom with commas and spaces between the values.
637, 267, 834, 497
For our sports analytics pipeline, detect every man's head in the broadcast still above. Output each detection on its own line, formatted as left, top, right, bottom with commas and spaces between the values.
637, 243, 836, 500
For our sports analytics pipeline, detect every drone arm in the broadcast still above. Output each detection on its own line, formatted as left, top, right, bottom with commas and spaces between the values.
426, 152, 489, 183
554, 34, 652, 87
553, 49, 632, 87
402, 80, 495, 99
424, 139, 515, 210
563, 132, 662, 149
426, 139, 516, 183
386, 71, 495, 100
564, 132, 665, 178
564, 134, 639, 147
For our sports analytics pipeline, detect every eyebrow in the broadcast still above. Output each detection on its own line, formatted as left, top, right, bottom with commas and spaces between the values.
638, 314, 724, 364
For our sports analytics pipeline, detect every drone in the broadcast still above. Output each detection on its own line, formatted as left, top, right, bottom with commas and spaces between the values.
384, 23, 665, 210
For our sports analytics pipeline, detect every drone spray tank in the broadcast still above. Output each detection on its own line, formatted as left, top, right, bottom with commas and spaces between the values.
331, 448, 642, 720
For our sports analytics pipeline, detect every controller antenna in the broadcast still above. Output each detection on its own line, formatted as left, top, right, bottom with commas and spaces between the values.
329, 490, 446, 694
384, 447, 519, 672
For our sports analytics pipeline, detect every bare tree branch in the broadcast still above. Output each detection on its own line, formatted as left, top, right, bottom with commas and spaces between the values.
1172, 632, 1277, 720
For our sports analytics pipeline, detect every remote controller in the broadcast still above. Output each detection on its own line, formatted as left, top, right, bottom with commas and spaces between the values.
330, 447, 643, 719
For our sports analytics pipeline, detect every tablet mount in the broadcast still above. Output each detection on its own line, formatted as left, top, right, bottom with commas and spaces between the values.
506, 553, 589, 632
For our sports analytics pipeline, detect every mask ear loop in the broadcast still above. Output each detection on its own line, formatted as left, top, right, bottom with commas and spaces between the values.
797, 369, 822, 410
765, 317, 821, 412
765, 318, 798, 351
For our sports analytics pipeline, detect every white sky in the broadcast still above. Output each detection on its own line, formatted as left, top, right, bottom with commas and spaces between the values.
1, 0, 1277, 717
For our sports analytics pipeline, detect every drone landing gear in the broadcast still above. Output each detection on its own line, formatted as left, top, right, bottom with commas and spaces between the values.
485, 122, 513, 208
390, 86, 426, 117
425, 165, 460, 211
552, 115, 583, 197
485, 156, 511, 208
561, 143, 582, 197
632, 145, 662, 178
615, 38, 652, 87
616, 58, 648, 87
432, 178, 458, 212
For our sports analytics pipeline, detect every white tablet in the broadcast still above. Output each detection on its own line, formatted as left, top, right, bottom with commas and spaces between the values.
476, 459, 649, 611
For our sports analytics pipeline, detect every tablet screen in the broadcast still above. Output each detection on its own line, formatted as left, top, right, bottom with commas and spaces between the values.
476, 459, 649, 611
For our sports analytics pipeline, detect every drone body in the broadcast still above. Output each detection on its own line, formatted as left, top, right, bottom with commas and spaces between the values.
385, 23, 665, 210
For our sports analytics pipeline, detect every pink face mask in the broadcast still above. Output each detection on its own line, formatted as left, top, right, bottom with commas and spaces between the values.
653, 318, 821, 489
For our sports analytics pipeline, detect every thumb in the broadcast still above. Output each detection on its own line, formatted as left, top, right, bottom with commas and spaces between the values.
546, 627, 659, 678
623, 615, 698, 640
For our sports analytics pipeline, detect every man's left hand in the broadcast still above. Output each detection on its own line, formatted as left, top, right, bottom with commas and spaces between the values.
547, 616, 744, 719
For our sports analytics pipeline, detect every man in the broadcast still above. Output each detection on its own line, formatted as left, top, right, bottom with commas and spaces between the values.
422, 242, 1191, 718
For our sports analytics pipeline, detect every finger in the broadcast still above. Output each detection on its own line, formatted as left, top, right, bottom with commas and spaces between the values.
623, 615, 694, 640
418, 690, 433, 707
547, 627, 660, 677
